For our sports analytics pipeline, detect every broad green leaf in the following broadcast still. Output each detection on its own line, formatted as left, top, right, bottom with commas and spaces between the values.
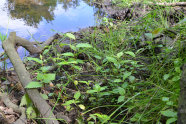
163, 74, 170, 81
166, 101, 173, 106
66, 33, 76, 40
27, 107, 37, 119
58, 61, 77, 65
117, 52, 123, 58
74, 91, 81, 100
37, 73, 56, 83
78, 104, 85, 110
122, 82, 128, 89
40, 66, 51, 72
162, 97, 169, 102
129, 76, 135, 83
25, 81, 42, 89
161, 110, 177, 117
123, 71, 132, 80
118, 87, 125, 96
76, 43, 93, 48
125, 51, 136, 57
106, 56, 117, 63
118, 96, 125, 103
114, 79, 122, 83
172, 76, 180, 82
20, 94, 32, 106
26, 57, 42, 64
94, 55, 102, 60
62, 52, 74, 57
166, 118, 177, 124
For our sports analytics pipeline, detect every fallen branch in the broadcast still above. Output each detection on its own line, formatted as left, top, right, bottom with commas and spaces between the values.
0, 93, 26, 124
2, 32, 59, 124
149, 2, 186, 7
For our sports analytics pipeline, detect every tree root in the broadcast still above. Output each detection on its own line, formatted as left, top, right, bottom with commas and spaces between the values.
2, 32, 59, 124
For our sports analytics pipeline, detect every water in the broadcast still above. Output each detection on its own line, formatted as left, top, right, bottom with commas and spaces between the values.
0, 0, 102, 67
0, 0, 100, 41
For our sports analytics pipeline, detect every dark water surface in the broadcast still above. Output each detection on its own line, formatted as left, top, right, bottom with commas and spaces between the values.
0, 0, 102, 66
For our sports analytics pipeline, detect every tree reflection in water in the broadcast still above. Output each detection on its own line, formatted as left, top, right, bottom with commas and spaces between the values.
7, 0, 104, 28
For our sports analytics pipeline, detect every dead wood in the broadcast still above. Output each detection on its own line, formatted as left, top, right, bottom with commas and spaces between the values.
149, 2, 186, 7
2, 32, 59, 124
178, 64, 186, 124
0, 93, 26, 124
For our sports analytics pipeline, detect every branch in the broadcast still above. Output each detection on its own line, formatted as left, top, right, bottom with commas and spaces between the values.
149, 2, 186, 7
2, 32, 59, 124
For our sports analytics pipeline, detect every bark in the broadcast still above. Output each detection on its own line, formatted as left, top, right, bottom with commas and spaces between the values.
2, 32, 59, 124
178, 64, 186, 124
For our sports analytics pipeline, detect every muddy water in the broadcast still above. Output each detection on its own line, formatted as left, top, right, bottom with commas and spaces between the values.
0, 0, 102, 67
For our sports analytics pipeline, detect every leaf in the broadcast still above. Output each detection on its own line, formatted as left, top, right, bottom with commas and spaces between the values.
162, 97, 169, 102
66, 33, 76, 40
37, 73, 56, 83
144, 33, 153, 40
74, 91, 81, 100
26, 57, 43, 64
94, 55, 102, 60
129, 76, 135, 83
76, 43, 93, 48
118, 96, 125, 103
40, 66, 51, 72
106, 56, 117, 63
163, 74, 170, 81
20, 94, 32, 106
123, 71, 132, 80
166, 118, 177, 124
78, 104, 85, 110
161, 110, 177, 117
152, 28, 162, 35
25, 81, 42, 89
63, 100, 76, 106
117, 52, 123, 58
172, 76, 180, 82
125, 51, 136, 57
114, 79, 122, 83
118, 87, 125, 96
62, 52, 74, 57
26, 107, 37, 119
40, 93, 48, 100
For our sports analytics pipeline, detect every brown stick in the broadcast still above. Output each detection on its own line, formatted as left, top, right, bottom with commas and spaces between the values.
2, 32, 59, 124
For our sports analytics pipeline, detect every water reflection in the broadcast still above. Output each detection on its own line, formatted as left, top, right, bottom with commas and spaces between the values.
0, 0, 105, 67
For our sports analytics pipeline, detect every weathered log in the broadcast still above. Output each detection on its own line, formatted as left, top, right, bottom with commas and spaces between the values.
178, 64, 186, 124
2, 32, 59, 124
149, 2, 186, 7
